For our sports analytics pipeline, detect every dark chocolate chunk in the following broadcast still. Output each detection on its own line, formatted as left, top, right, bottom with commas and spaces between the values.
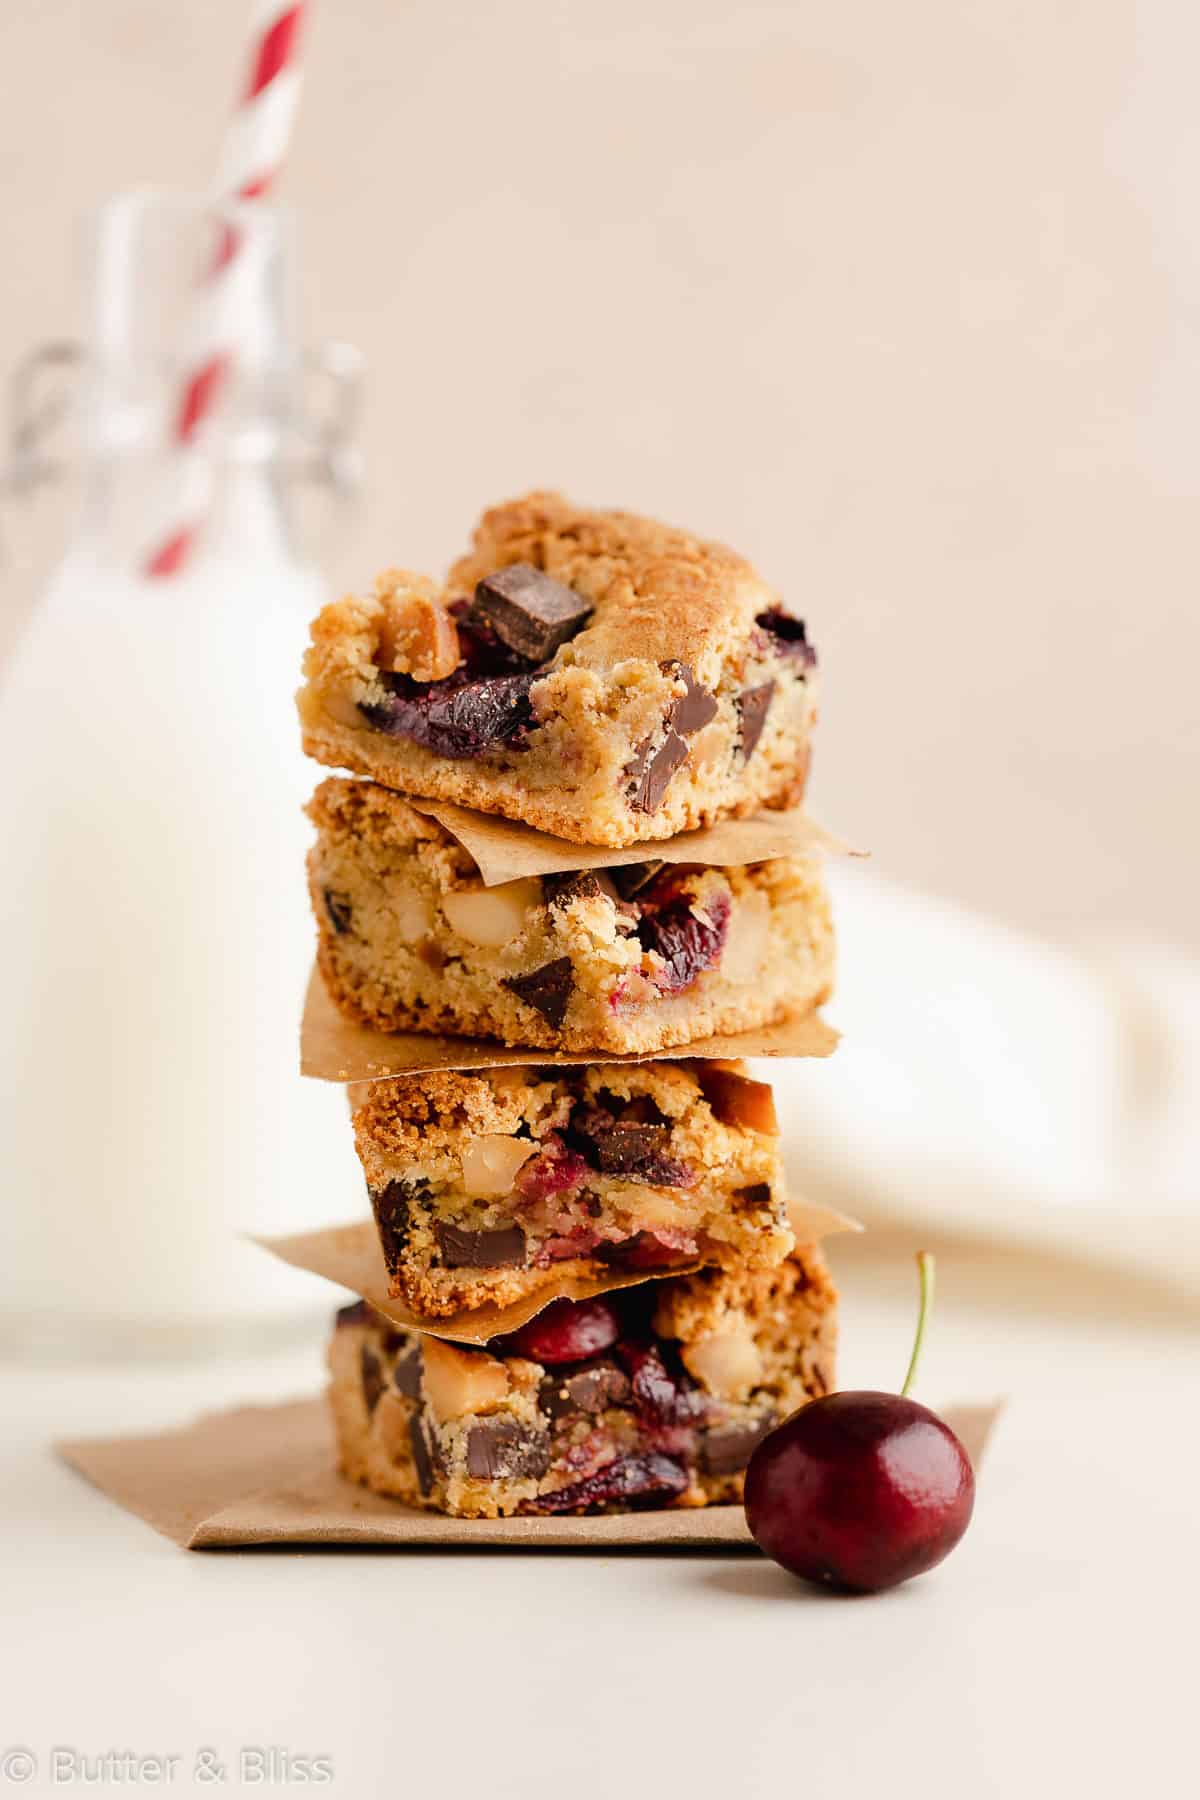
571, 1109, 693, 1186
539, 1359, 632, 1420
700, 1411, 777, 1476
736, 681, 775, 761
370, 1179, 415, 1274
470, 562, 594, 662
408, 1415, 435, 1496
756, 607, 816, 669
525, 1452, 688, 1514
625, 731, 690, 814
734, 1182, 772, 1208
609, 860, 666, 900
360, 1344, 384, 1414
391, 1346, 423, 1399
450, 604, 538, 677
662, 661, 719, 735
322, 888, 354, 935
465, 1417, 552, 1481
434, 1220, 528, 1269
359, 670, 537, 760
335, 1298, 371, 1329
542, 869, 621, 910
503, 955, 575, 1029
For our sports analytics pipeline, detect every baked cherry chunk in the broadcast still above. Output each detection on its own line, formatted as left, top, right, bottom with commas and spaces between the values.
526, 1453, 689, 1513
756, 606, 817, 669
636, 870, 731, 993
359, 668, 537, 760
498, 1296, 621, 1365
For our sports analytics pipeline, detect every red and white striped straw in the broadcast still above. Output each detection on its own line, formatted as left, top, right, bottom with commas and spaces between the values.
143, 1, 308, 578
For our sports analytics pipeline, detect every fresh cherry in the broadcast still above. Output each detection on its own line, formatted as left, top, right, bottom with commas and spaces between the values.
497, 1296, 620, 1366
744, 1254, 975, 1593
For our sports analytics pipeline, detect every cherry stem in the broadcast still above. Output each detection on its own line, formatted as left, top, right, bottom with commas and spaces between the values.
899, 1251, 935, 1399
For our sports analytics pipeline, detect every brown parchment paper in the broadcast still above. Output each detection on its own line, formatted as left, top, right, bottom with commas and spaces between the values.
300, 967, 839, 1082
56, 1396, 1000, 1552
410, 799, 864, 888
254, 1200, 862, 1345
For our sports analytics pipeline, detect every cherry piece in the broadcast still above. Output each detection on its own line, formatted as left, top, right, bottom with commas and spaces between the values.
360, 669, 536, 758
755, 607, 817, 669
744, 1253, 975, 1594
617, 1340, 707, 1426
498, 1296, 620, 1366
516, 1135, 589, 1202
636, 874, 730, 993
528, 1452, 688, 1513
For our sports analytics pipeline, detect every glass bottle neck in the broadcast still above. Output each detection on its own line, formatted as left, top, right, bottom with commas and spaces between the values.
71, 435, 300, 577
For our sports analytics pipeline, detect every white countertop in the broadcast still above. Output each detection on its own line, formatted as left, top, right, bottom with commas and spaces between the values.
2, 1237, 1195, 1799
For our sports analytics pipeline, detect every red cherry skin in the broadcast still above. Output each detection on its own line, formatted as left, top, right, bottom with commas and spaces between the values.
744, 1391, 975, 1593
497, 1297, 621, 1366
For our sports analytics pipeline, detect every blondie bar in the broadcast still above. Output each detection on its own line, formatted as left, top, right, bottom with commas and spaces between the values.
353, 1061, 789, 1318
298, 491, 818, 848
328, 1242, 837, 1517
308, 778, 834, 1054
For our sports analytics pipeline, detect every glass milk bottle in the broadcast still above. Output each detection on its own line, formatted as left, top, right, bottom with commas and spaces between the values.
0, 191, 364, 1352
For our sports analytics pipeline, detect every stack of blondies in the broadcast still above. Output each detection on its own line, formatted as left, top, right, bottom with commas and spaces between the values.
296, 491, 841, 1519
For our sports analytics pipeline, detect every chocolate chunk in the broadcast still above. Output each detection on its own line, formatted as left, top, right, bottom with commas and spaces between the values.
526, 1452, 688, 1514
734, 1182, 772, 1207
322, 888, 354, 935
662, 661, 719, 735
540, 1359, 632, 1420
370, 1179, 415, 1274
471, 563, 594, 661
359, 670, 537, 759
572, 1109, 693, 1185
335, 1298, 371, 1329
360, 1344, 384, 1414
465, 1417, 552, 1480
756, 607, 816, 669
391, 1346, 423, 1399
609, 860, 666, 900
434, 1220, 528, 1269
700, 1412, 777, 1476
408, 1415, 435, 1496
542, 870, 621, 910
503, 955, 575, 1029
625, 732, 690, 814
451, 606, 538, 677
736, 681, 775, 761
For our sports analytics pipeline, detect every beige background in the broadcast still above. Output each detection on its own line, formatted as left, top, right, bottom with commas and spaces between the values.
1, 1, 1196, 947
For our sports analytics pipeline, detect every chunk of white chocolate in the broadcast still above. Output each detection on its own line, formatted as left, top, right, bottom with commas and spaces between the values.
441, 878, 543, 948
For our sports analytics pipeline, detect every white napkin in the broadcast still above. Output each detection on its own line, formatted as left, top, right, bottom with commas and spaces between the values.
764, 864, 1200, 1295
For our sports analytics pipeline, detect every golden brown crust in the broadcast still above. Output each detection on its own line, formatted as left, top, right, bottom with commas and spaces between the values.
446, 490, 776, 680
306, 773, 458, 857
